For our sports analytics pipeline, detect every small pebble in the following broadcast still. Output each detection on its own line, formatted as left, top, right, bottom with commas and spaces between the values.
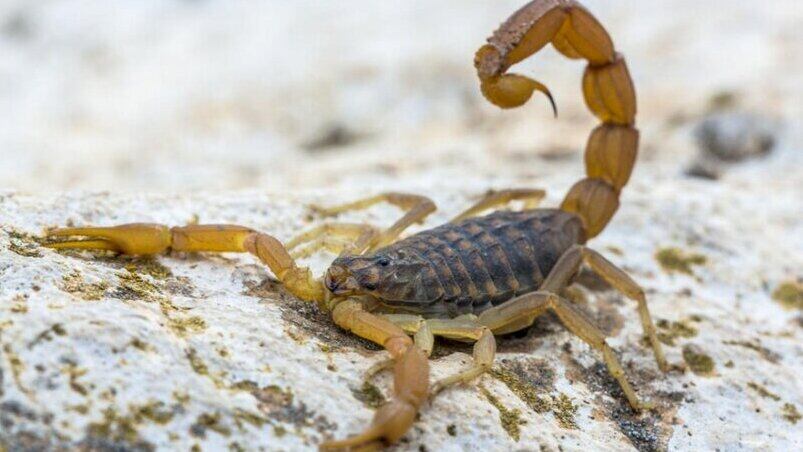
694, 112, 778, 162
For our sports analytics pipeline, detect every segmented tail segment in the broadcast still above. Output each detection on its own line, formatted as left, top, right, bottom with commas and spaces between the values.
475, 0, 638, 238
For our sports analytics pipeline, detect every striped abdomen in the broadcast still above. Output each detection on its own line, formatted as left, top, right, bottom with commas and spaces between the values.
377, 208, 585, 316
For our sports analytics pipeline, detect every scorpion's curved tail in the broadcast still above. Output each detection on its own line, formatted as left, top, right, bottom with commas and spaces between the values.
475, 0, 637, 239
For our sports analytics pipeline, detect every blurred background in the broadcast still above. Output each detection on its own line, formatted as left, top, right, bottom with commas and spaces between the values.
0, 0, 800, 193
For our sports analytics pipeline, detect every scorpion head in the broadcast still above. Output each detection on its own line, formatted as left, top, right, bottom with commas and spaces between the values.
325, 249, 443, 304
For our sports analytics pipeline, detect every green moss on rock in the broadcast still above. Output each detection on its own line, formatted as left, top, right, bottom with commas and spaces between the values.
480, 385, 525, 441
782, 403, 801, 424
169, 316, 207, 337
682, 344, 715, 376
61, 271, 109, 301
656, 318, 699, 346
772, 281, 803, 310
351, 381, 386, 409
6, 229, 43, 258
553, 394, 578, 429
747, 382, 781, 401
655, 248, 706, 275
490, 367, 551, 413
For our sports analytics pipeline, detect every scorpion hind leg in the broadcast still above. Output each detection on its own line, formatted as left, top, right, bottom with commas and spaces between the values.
551, 294, 651, 410
540, 245, 668, 372
477, 288, 652, 411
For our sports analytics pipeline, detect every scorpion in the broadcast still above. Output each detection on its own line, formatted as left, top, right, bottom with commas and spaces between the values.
44, 1, 667, 449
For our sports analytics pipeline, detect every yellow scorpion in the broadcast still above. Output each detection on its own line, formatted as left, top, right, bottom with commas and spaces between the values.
45, 1, 664, 449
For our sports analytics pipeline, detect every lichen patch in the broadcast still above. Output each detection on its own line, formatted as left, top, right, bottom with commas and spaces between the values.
489, 358, 554, 413
722, 339, 781, 364
655, 248, 707, 275
480, 384, 525, 442
782, 403, 801, 425
351, 381, 386, 409
747, 382, 781, 401
655, 318, 699, 346
682, 344, 716, 376
84, 407, 156, 451
552, 394, 578, 429
60, 271, 109, 301
772, 280, 803, 310
5, 229, 43, 258
168, 316, 207, 337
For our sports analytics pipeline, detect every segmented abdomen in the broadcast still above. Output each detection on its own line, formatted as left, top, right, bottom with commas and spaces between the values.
385, 208, 585, 315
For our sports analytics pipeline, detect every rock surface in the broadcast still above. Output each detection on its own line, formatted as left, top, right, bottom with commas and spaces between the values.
1, 158, 801, 451
1, 1, 802, 451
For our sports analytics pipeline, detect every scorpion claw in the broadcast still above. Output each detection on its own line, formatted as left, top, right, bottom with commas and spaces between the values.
45, 238, 123, 252
44, 224, 172, 255
320, 399, 417, 451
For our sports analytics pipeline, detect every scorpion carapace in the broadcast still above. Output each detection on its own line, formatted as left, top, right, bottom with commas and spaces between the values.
328, 209, 585, 316
475, 0, 638, 238
41, 1, 665, 450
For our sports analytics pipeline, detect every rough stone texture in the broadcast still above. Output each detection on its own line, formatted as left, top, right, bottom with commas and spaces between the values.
1, 1, 801, 451
1, 158, 801, 450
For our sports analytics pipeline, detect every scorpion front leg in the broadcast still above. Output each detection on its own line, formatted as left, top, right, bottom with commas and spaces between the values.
321, 300, 429, 450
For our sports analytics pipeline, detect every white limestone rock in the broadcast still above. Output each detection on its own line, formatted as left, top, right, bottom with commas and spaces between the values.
1, 162, 801, 451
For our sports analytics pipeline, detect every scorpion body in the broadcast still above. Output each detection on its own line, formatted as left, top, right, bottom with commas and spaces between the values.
334, 209, 585, 316
43, 1, 668, 449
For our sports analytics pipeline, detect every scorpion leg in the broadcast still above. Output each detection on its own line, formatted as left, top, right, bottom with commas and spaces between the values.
364, 315, 434, 381
311, 192, 436, 250
322, 300, 429, 449
428, 321, 495, 396
478, 291, 648, 410
549, 294, 647, 410
540, 245, 667, 372
377, 315, 496, 397
45, 224, 327, 303
452, 188, 546, 222
285, 223, 378, 259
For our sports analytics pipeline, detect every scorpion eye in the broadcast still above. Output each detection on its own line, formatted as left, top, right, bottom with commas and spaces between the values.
377, 256, 390, 267
363, 282, 377, 291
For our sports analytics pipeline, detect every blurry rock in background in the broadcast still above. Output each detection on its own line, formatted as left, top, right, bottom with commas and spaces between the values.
687, 112, 781, 180
696, 112, 778, 162
302, 123, 364, 153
